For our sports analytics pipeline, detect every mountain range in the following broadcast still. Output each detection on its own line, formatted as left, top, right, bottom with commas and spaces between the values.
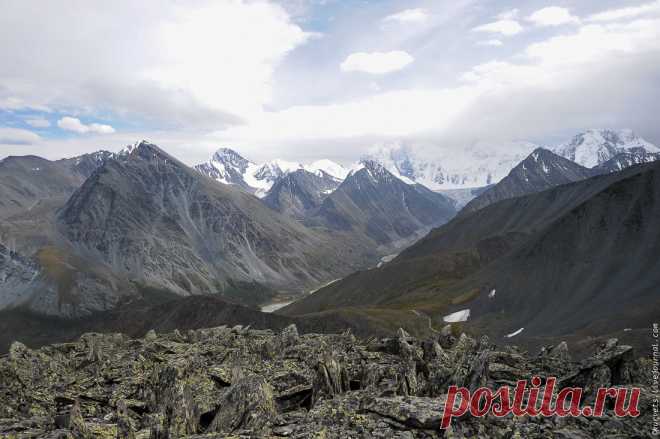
198, 148, 458, 246
461, 148, 594, 213
195, 148, 349, 197
0, 128, 659, 353
281, 158, 660, 351
0, 141, 460, 321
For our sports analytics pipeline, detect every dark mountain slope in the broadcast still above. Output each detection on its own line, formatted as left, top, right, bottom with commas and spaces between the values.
287, 162, 653, 315
461, 148, 594, 214
282, 162, 660, 348
56, 150, 115, 179
263, 169, 340, 220
0, 156, 84, 219
403, 162, 657, 261
0, 151, 113, 222
56, 141, 370, 309
0, 293, 434, 353
312, 160, 456, 245
459, 162, 660, 339
0, 295, 299, 353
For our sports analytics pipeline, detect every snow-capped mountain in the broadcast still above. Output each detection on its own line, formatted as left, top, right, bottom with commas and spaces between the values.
196, 148, 348, 197
313, 160, 456, 244
551, 129, 659, 168
195, 130, 659, 200
362, 141, 538, 190
462, 148, 594, 214
306, 159, 350, 180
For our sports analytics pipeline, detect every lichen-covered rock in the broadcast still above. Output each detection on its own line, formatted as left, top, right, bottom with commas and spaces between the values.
0, 327, 650, 437
312, 353, 349, 403
115, 400, 135, 439
69, 400, 91, 439
281, 323, 299, 347
208, 375, 276, 434
559, 338, 637, 402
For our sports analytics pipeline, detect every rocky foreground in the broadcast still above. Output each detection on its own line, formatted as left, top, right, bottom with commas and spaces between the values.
0, 325, 653, 438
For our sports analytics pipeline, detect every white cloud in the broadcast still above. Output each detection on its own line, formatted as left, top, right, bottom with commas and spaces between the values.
340, 51, 414, 74
477, 39, 503, 47
57, 117, 115, 134
528, 7, 580, 27
525, 20, 660, 65
0, 128, 41, 145
463, 19, 660, 88
587, 0, 660, 22
25, 118, 51, 128
472, 19, 523, 36
496, 9, 519, 20
383, 8, 428, 23
216, 14, 660, 153
3, 1, 660, 163
0, 1, 312, 129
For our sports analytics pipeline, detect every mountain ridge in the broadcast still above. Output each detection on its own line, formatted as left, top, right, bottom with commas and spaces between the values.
461, 148, 595, 214
281, 161, 660, 350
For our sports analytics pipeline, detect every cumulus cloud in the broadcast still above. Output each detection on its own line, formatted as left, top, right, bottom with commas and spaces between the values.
0, 128, 41, 145
57, 117, 115, 134
218, 12, 660, 155
3, 1, 660, 163
25, 118, 51, 128
477, 39, 503, 47
0, 1, 312, 130
383, 8, 428, 23
587, 0, 660, 22
340, 51, 414, 74
528, 7, 580, 27
472, 19, 523, 36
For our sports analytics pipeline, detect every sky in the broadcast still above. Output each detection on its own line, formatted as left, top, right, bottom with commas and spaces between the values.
1, 0, 660, 165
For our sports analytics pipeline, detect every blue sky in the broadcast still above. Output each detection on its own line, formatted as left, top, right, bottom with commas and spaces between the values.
1, 0, 660, 164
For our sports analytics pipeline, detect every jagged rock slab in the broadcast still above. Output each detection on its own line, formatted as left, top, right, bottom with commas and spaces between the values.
0, 326, 649, 438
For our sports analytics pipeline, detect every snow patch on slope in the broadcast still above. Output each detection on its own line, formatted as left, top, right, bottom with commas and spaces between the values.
443, 309, 471, 323
506, 327, 524, 338
305, 159, 350, 180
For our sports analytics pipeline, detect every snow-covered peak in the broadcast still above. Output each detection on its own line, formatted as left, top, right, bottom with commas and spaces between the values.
357, 158, 414, 184
197, 148, 353, 197
362, 141, 537, 189
305, 159, 349, 180
196, 147, 255, 186
361, 144, 417, 183
552, 129, 658, 168
211, 148, 252, 168
266, 159, 304, 175
119, 140, 152, 156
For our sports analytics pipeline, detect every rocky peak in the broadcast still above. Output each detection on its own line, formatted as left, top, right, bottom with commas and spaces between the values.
356, 159, 396, 183
118, 140, 174, 164
462, 148, 593, 213
211, 147, 251, 170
